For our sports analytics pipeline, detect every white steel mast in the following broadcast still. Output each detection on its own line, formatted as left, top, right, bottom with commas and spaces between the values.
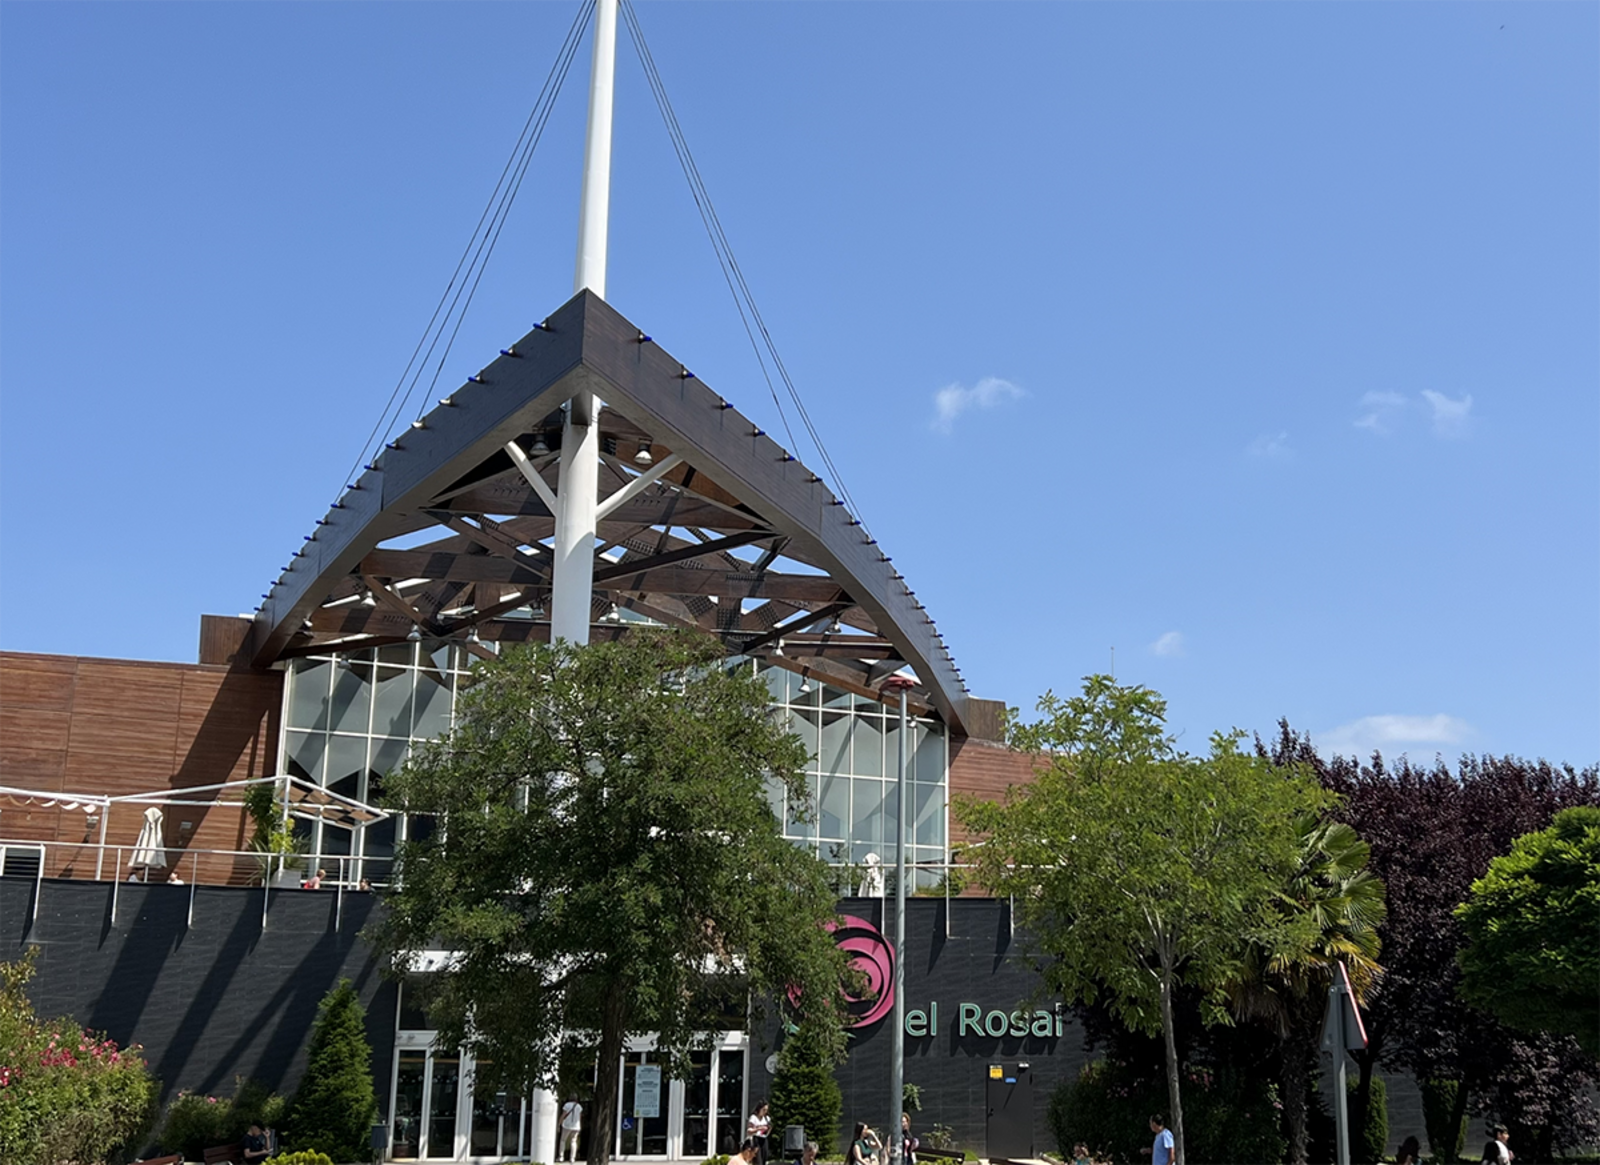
550, 0, 618, 646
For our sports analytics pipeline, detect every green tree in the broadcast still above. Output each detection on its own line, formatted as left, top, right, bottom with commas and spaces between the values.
1456, 805, 1600, 1055
959, 676, 1330, 1165
770, 1012, 845, 1156
1229, 817, 1386, 1165
371, 632, 849, 1165
285, 980, 378, 1159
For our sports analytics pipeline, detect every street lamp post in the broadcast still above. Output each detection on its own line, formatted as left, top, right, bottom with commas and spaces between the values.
882, 674, 917, 1165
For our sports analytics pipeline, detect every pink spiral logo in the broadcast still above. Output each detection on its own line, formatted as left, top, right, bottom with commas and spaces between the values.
831, 914, 895, 1028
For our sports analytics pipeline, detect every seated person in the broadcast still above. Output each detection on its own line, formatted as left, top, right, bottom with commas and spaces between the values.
241, 1121, 271, 1164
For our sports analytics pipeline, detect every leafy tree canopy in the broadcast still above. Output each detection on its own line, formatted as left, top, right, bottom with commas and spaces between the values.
370, 631, 849, 1165
1456, 806, 1600, 1056
961, 676, 1332, 1164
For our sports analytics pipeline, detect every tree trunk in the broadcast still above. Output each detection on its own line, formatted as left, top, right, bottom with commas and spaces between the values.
1444, 1082, 1470, 1165
1280, 1031, 1312, 1165
1159, 966, 1185, 1164
589, 976, 631, 1165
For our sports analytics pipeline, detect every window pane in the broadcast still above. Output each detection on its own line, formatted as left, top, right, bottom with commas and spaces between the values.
369, 737, 410, 783
428, 642, 456, 674
429, 1055, 460, 1157
377, 643, 415, 667
818, 774, 847, 840
327, 736, 365, 792
285, 730, 326, 785
881, 778, 902, 849
329, 662, 373, 734
820, 712, 850, 776
374, 667, 415, 738
413, 666, 453, 738
851, 777, 883, 846
915, 783, 945, 847
852, 716, 883, 777
791, 707, 820, 769
288, 660, 332, 731
913, 724, 945, 784
393, 1051, 426, 1158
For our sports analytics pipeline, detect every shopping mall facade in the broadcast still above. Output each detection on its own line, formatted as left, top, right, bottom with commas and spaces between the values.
0, 290, 1080, 1161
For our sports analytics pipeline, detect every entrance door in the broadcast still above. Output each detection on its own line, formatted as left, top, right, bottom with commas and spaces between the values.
618, 1052, 670, 1157
984, 1063, 1033, 1160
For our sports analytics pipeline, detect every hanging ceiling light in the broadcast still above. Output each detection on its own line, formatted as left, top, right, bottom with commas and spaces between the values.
530, 431, 550, 455
406, 625, 422, 643
634, 440, 654, 467
798, 675, 812, 696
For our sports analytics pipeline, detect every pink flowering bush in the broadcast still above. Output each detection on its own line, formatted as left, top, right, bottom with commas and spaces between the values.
0, 949, 157, 1165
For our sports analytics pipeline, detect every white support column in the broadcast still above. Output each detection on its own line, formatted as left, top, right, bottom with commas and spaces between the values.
574, 0, 617, 301
528, 1086, 560, 1165
550, 395, 600, 645
551, 0, 619, 649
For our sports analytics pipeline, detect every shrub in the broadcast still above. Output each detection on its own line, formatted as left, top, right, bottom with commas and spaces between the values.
161, 1091, 234, 1159
0, 951, 158, 1165
158, 1077, 289, 1159
285, 980, 378, 1159
1047, 1059, 1283, 1165
771, 1013, 843, 1157
1422, 1078, 1467, 1164
274, 1151, 335, 1165
1347, 1073, 1387, 1165
700, 1155, 732, 1165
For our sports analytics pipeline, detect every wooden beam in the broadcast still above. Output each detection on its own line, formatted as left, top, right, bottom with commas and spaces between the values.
360, 549, 545, 587
592, 530, 771, 582
735, 600, 856, 656
597, 567, 844, 603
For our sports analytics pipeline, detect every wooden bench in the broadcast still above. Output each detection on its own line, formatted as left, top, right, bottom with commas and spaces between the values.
134, 1156, 182, 1165
917, 1149, 966, 1163
203, 1144, 243, 1165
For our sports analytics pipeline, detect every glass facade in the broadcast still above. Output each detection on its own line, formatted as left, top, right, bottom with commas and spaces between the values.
757, 664, 948, 890
279, 645, 949, 886
280, 641, 480, 884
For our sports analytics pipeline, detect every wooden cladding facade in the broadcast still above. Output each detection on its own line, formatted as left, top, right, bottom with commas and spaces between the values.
0, 651, 282, 881
947, 734, 1042, 850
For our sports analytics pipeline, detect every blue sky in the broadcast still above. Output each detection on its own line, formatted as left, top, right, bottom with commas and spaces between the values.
2, 2, 1595, 767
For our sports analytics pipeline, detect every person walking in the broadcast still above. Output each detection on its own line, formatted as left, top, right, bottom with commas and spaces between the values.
901, 1112, 918, 1165
1141, 1114, 1176, 1165
559, 1096, 583, 1163
1482, 1125, 1513, 1164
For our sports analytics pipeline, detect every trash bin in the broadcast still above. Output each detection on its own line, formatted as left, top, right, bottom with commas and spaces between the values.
371, 1119, 389, 1163
784, 1125, 806, 1157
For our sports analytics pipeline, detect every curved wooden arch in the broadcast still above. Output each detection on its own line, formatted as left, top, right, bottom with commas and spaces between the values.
248, 291, 972, 734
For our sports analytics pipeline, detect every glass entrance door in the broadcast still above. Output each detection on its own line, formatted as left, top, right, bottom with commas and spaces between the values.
617, 1052, 670, 1157
610, 1046, 747, 1160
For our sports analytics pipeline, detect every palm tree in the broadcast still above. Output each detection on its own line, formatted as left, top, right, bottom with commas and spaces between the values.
1231, 815, 1387, 1165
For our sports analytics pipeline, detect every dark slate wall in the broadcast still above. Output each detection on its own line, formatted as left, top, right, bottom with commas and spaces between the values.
1, 878, 396, 1106
748, 897, 1088, 1158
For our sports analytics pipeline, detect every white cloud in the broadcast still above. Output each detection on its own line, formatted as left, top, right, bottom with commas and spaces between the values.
1354, 391, 1406, 435
1316, 713, 1474, 761
1248, 431, 1291, 459
1150, 631, 1185, 657
931, 376, 1024, 433
1421, 390, 1473, 438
